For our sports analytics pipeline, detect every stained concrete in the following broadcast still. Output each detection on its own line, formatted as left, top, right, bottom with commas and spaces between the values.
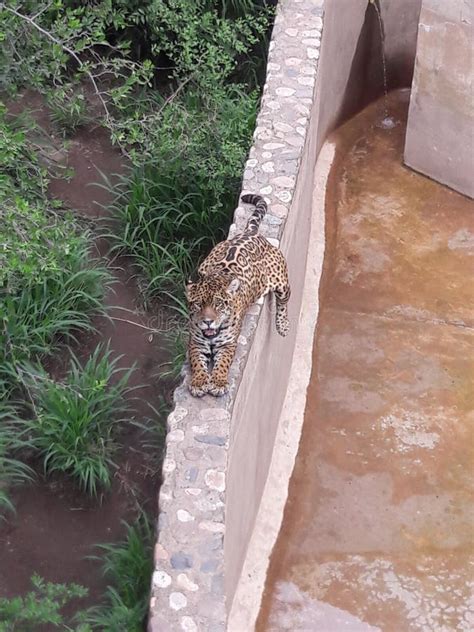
405, 0, 473, 197
257, 90, 474, 631
227, 142, 334, 632
226, 1, 422, 622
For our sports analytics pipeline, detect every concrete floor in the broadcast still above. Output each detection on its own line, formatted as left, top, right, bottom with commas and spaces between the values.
257, 90, 474, 632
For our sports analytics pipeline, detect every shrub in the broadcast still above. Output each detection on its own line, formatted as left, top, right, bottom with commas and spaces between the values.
80, 515, 154, 631
0, 103, 47, 199
23, 344, 134, 496
0, 1, 270, 153
47, 85, 90, 137
0, 1, 153, 105
0, 574, 90, 632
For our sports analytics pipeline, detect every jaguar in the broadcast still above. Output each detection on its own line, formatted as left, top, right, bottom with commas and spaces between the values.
186, 193, 290, 397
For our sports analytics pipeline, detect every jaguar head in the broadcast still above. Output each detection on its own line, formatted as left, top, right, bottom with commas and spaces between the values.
186, 273, 240, 339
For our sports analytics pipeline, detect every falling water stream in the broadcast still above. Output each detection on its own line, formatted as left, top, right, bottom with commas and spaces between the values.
369, 0, 396, 129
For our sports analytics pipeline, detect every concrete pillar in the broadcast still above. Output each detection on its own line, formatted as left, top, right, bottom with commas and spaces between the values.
404, 0, 473, 198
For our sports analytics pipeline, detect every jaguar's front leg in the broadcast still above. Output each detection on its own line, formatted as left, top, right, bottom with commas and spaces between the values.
208, 343, 237, 397
189, 341, 211, 397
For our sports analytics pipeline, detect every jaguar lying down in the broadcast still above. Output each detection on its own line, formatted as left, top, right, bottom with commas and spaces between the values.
186, 194, 291, 397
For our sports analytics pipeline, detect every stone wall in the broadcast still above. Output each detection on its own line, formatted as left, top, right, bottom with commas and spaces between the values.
405, 0, 473, 198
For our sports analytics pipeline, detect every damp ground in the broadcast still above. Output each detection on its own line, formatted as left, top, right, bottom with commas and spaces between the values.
257, 90, 474, 631
0, 98, 174, 609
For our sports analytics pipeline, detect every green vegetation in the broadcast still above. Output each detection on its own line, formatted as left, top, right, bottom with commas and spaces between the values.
1, 243, 108, 401
0, 575, 90, 632
107, 85, 259, 307
0, 105, 110, 400
48, 86, 90, 137
0, 105, 110, 510
0, 408, 33, 517
80, 516, 154, 631
102, 1, 270, 307
23, 344, 134, 495
0, 516, 153, 631
1, 0, 272, 336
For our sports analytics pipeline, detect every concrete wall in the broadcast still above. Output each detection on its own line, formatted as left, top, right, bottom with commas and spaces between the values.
226, 0, 422, 626
224, 0, 325, 607
314, 0, 422, 147
405, 0, 473, 198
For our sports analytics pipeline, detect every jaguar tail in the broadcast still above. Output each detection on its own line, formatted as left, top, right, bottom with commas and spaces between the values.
241, 194, 267, 235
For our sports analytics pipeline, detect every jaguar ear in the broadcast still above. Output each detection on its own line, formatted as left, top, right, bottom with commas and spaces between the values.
227, 278, 240, 295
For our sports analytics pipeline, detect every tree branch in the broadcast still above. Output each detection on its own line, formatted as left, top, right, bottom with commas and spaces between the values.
1, 3, 112, 123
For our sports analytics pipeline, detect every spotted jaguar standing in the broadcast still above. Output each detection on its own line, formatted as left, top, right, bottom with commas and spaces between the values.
186, 194, 290, 397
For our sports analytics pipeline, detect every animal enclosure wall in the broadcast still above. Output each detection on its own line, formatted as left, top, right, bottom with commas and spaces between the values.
405, 0, 473, 198
226, 0, 422, 626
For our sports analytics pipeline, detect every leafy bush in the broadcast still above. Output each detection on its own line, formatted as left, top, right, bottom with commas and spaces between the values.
0, 103, 47, 199
80, 515, 154, 631
0, 1, 153, 103
0, 408, 33, 517
48, 85, 90, 137
107, 85, 258, 305
23, 344, 134, 496
1, 0, 270, 309
0, 1, 270, 150
0, 574, 90, 632
0, 196, 103, 293
132, 0, 269, 87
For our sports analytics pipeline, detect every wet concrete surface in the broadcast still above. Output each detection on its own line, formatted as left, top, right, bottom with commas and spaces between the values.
257, 91, 474, 631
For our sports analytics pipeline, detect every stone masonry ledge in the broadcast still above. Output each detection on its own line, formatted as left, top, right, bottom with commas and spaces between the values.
147, 1, 324, 630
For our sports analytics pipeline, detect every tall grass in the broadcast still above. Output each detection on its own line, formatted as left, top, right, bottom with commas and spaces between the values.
106, 86, 258, 309
0, 408, 33, 517
1, 87, 113, 509
1, 108, 111, 400
80, 515, 153, 631
23, 344, 134, 496
219, 0, 263, 16
1, 254, 109, 401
